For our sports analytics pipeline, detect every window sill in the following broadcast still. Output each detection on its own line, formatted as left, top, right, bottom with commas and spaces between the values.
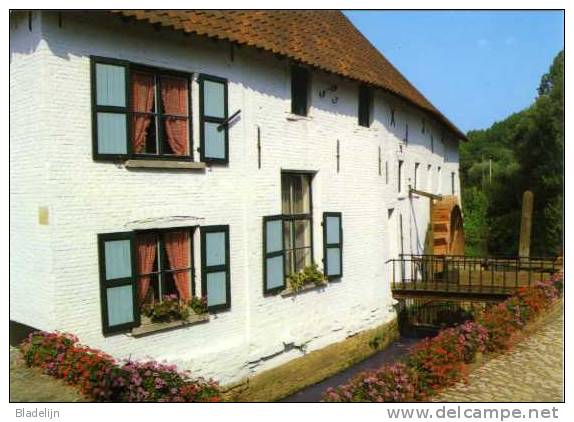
131, 313, 209, 337
125, 159, 206, 170
285, 113, 312, 122
280, 281, 328, 297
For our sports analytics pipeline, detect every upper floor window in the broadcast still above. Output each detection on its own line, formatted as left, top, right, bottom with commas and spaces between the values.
91, 56, 229, 163
358, 85, 373, 127
291, 65, 309, 116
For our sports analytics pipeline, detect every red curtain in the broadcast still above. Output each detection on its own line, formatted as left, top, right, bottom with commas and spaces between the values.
136, 234, 157, 304
164, 231, 191, 302
131, 72, 155, 154
161, 76, 189, 156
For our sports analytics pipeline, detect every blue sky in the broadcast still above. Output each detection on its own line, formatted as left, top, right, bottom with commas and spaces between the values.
344, 11, 564, 132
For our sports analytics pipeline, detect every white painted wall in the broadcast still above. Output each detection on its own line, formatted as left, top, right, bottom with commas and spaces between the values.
9, 11, 461, 385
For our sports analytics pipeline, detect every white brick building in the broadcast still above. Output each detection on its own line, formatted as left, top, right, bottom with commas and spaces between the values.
10, 11, 464, 385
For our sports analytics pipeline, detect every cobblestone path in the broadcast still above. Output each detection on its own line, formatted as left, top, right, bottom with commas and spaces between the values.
434, 302, 563, 402
10, 346, 89, 402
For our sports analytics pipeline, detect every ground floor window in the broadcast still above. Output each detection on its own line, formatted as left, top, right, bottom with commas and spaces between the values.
136, 229, 193, 307
98, 224, 230, 335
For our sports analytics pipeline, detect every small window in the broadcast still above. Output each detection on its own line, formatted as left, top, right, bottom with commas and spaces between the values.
291, 66, 309, 116
323, 212, 343, 279
201, 225, 231, 311
358, 85, 373, 127
398, 160, 404, 193
199, 75, 229, 163
91, 57, 193, 160
414, 163, 420, 190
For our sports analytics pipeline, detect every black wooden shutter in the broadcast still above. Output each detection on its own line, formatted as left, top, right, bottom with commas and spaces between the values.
201, 225, 231, 311
199, 75, 229, 163
98, 232, 139, 335
323, 212, 343, 279
263, 215, 286, 294
291, 66, 309, 116
91, 56, 130, 160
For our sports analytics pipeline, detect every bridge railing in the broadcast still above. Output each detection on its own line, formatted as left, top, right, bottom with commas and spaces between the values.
389, 254, 560, 296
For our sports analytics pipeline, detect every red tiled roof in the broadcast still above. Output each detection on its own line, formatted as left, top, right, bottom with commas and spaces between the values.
115, 10, 467, 140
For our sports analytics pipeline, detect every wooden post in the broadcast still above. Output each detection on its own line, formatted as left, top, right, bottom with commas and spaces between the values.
519, 190, 534, 258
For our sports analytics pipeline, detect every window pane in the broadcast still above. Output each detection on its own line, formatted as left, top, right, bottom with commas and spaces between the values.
160, 76, 188, 117
206, 271, 227, 306
203, 80, 225, 118
104, 239, 132, 280
96, 63, 126, 107
97, 112, 127, 154
206, 231, 226, 266
294, 220, 311, 248
204, 122, 225, 159
139, 274, 159, 305
326, 216, 340, 244
266, 256, 284, 289
285, 249, 294, 275
106, 285, 134, 326
281, 174, 310, 215
284, 221, 293, 252
295, 248, 311, 272
326, 247, 341, 276
266, 220, 283, 253
281, 174, 291, 214
161, 116, 189, 156
131, 114, 157, 154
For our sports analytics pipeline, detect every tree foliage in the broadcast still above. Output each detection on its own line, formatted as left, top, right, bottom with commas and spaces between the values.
461, 50, 563, 256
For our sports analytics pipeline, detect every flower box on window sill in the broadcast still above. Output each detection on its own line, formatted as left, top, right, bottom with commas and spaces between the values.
125, 159, 206, 170
131, 312, 209, 337
280, 280, 328, 297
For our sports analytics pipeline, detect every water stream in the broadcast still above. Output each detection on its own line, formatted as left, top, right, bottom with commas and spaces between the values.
280, 335, 425, 402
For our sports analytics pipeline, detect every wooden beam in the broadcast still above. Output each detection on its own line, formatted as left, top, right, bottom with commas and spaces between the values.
409, 187, 442, 200
519, 190, 534, 258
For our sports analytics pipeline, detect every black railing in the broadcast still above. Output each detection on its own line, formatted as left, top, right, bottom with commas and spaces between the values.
389, 254, 560, 297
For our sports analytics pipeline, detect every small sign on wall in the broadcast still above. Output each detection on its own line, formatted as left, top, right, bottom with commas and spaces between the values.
38, 206, 49, 225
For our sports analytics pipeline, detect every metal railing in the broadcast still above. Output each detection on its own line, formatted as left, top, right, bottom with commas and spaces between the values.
389, 254, 560, 297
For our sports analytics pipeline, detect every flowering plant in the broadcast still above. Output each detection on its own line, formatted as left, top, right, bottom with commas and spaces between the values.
287, 264, 327, 292
189, 296, 208, 315
19, 331, 222, 402
141, 294, 190, 323
323, 362, 421, 402
322, 272, 563, 402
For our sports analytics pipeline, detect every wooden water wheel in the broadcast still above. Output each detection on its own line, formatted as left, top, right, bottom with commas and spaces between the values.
431, 195, 464, 256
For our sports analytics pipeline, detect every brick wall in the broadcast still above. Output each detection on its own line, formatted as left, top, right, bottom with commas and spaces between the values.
9, 11, 461, 385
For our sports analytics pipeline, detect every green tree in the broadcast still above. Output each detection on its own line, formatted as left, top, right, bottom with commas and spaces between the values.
460, 50, 563, 256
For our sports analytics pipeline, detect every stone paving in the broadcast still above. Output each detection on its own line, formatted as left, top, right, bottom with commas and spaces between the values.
434, 302, 564, 402
10, 346, 89, 402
